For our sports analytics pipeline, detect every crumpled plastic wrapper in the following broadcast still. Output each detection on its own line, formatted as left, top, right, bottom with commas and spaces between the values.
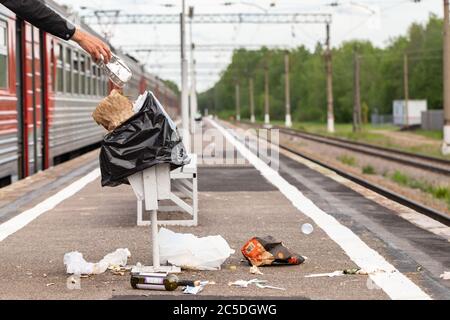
92, 89, 134, 131
63, 248, 131, 275
159, 227, 234, 271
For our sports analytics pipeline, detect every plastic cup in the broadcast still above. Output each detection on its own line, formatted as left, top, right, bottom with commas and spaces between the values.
301, 223, 314, 235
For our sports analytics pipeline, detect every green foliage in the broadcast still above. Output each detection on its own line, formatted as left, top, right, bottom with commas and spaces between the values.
362, 165, 376, 175
390, 170, 450, 207
337, 154, 357, 167
161, 79, 180, 94
391, 171, 410, 185
199, 15, 444, 123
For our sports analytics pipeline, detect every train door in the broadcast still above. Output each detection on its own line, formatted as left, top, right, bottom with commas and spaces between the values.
16, 20, 48, 178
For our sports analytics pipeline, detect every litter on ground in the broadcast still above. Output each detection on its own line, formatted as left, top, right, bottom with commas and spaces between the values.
228, 279, 268, 288
305, 268, 388, 278
183, 285, 204, 295
305, 271, 344, 278
241, 236, 305, 267
250, 265, 264, 275
158, 228, 234, 270
255, 283, 286, 291
63, 248, 131, 275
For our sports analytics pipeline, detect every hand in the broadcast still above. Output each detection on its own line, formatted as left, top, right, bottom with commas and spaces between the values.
71, 29, 112, 63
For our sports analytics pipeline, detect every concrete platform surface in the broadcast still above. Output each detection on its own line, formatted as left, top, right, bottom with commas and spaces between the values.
0, 118, 448, 300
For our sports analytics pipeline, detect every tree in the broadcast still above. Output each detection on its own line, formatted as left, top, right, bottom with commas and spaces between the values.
198, 15, 444, 122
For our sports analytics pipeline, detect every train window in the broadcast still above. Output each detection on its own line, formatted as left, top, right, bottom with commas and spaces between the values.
56, 44, 63, 92
80, 54, 86, 95
97, 68, 101, 96
73, 52, 79, 94
86, 57, 91, 95
92, 65, 98, 96
65, 47, 72, 93
0, 20, 8, 89
103, 78, 107, 95
100, 77, 104, 95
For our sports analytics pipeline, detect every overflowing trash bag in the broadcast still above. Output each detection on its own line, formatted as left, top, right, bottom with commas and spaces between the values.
241, 236, 305, 267
100, 91, 190, 187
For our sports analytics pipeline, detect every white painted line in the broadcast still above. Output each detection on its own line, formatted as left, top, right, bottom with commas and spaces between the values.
0, 169, 100, 242
210, 119, 431, 300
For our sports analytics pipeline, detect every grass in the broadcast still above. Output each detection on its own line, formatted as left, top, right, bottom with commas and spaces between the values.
413, 129, 443, 140
390, 170, 450, 208
362, 165, 376, 175
337, 154, 357, 167
279, 120, 448, 160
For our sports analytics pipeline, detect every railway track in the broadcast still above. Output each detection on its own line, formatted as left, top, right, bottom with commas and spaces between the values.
277, 127, 450, 176
235, 121, 450, 225
278, 141, 450, 226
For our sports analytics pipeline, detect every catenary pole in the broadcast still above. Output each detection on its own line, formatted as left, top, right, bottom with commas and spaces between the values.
443, 0, 450, 154
180, 0, 190, 151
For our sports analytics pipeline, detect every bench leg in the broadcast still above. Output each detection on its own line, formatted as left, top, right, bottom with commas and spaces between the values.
137, 200, 144, 226
193, 175, 198, 226
150, 210, 160, 267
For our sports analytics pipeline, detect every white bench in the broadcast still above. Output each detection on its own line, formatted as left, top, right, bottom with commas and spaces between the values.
126, 155, 197, 273
128, 154, 198, 227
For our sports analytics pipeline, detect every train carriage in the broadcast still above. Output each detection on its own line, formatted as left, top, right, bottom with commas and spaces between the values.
0, 1, 179, 187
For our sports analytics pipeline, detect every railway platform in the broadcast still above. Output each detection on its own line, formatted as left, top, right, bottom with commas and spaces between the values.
0, 118, 449, 300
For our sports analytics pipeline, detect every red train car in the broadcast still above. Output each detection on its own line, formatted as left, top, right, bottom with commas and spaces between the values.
0, 1, 179, 187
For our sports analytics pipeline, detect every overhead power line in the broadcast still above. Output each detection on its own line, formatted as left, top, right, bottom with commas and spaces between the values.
81, 13, 332, 25
121, 43, 298, 52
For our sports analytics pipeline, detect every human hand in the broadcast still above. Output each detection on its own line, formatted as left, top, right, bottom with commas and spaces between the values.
71, 29, 112, 63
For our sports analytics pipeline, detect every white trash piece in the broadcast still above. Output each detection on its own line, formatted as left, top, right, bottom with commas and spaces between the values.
64, 248, 131, 275
228, 279, 268, 288
158, 228, 235, 270
440, 271, 450, 280
255, 283, 286, 291
133, 91, 148, 113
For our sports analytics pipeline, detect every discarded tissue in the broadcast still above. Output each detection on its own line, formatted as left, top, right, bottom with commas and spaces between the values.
159, 228, 235, 270
64, 248, 131, 275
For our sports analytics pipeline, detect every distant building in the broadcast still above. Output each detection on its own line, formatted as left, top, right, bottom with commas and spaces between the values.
393, 100, 427, 126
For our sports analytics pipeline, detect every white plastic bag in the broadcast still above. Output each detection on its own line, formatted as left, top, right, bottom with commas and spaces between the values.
158, 228, 235, 270
64, 248, 131, 275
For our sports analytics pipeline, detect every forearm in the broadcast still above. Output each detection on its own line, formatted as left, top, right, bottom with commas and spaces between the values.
0, 0, 76, 40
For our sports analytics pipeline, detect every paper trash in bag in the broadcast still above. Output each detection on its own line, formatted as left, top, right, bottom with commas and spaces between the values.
100, 91, 190, 187
159, 228, 235, 271
92, 89, 134, 132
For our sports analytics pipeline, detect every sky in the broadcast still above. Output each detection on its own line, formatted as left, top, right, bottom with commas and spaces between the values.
56, 0, 443, 92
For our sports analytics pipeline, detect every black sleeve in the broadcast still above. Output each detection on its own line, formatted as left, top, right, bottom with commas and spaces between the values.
0, 0, 76, 40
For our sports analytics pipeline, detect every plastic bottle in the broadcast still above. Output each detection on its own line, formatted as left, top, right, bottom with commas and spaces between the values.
98, 54, 132, 88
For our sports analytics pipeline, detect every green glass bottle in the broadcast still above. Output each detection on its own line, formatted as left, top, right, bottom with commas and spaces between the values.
131, 273, 200, 291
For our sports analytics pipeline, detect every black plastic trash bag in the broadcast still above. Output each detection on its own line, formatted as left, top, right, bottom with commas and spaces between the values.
99, 91, 189, 187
